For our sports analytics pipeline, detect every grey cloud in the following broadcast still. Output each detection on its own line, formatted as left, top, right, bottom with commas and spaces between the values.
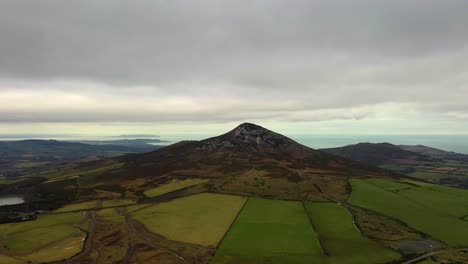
0, 1, 468, 123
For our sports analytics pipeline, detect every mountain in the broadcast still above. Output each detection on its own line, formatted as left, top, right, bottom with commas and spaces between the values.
69, 123, 402, 202
321, 142, 436, 166
400, 144, 468, 162
322, 142, 468, 189
1, 123, 404, 211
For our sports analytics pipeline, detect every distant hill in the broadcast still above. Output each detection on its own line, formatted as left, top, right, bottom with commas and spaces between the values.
322, 143, 468, 189
0, 139, 161, 178
321, 142, 436, 166
75, 138, 165, 146
400, 144, 468, 162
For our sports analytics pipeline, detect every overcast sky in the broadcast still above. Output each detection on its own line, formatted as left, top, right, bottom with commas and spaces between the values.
1, 0, 468, 135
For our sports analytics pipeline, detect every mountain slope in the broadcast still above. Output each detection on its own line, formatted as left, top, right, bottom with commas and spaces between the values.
321, 143, 468, 189
1, 123, 405, 213
67, 123, 400, 202
321, 142, 436, 166
400, 144, 468, 162
0, 139, 161, 178
115, 123, 395, 179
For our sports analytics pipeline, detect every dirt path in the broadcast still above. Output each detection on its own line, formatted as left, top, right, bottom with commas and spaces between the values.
117, 207, 190, 263
314, 183, 362, 234
63, 210, 97, 263
399, 248, 468, 264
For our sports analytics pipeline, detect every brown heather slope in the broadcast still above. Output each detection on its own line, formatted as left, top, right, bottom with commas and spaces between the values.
67, 123, 403, 202
114, 123, 396, 179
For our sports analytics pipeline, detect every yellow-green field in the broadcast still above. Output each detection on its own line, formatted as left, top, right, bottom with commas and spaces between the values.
102, 198, 136, 207
55, 198, 136, 213
143, 178, 209, 197
131, 193, 247, 246
96, 208, 125, 223
0, 212, 86, 263
54, 200, 99, 213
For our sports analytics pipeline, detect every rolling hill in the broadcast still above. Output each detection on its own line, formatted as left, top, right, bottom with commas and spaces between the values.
0, 139, 162, 179
322, 143, 468, 189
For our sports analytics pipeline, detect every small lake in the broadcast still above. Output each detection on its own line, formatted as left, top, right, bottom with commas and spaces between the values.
0, 195, 24, 206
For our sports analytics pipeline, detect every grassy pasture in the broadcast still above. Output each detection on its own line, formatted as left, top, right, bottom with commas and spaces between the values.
349, 178, 468, 246
55, 198, 136, 213
96, 208, 125, 223
212, 198, 323, 264
20, 234, 84, 263
305, 202, 400, 264
0, 255, 23, 264
102, 198, 135, 207
0, 212, 85, 253
54, 200, 99, 212
131, 193, 246, 247
143, 178, 208, 197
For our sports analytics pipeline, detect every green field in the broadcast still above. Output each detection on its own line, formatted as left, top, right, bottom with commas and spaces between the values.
0, 212, 85, 252
409, 170, 447, 179
54, 200, 99, 212
212, 198, 323, 264
55, 198, 136, 213
305, 202, 400, 264
349, 178, 468, 246
143, 178, 208, 197
102, 198, 136, 207
96, 208, 125, 223
131, 193, 246, 247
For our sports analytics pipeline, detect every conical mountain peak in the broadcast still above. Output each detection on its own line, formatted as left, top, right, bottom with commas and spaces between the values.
220, 123, 305, 151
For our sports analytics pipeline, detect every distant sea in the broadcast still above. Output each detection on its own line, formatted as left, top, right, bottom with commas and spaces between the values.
1, 134, 468, 154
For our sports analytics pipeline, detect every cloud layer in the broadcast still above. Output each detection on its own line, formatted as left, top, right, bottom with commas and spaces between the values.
0, 0, 467, 131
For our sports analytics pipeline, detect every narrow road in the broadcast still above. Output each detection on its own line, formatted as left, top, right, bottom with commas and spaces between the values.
64, 210, 97, 263
314, 183, 362, 234
400, 248, 468, 264
117, 207, 190, 263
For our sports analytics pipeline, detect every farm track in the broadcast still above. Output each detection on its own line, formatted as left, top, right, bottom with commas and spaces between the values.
314, 183, 363, 234
125, 217, 188, 262
118, 207, 213, 264
59, 210, 97, 264
400, 247, 468, 264
301, 201, 329, 256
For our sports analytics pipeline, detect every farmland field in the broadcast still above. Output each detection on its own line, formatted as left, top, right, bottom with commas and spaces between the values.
304, 202, 400, 264
0, 212, 86, 263
96, 208, 125, 223
131, 193, 246, 247
348, 178, 468, 246
143, 178, 209, 197
54, 200, 99, 212
54, 198, 136, 213
102, 198, 136, 207
212, 198, 323, 264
